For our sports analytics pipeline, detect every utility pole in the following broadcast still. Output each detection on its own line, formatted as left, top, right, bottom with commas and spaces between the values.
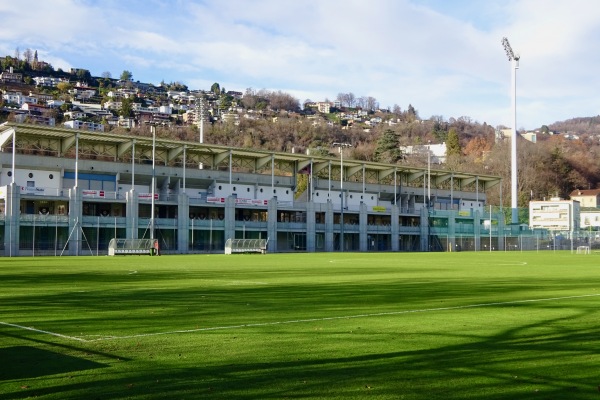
502, 37, 520, 224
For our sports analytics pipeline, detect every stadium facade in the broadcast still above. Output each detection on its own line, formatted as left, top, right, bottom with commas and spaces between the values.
0, 122, 505, 256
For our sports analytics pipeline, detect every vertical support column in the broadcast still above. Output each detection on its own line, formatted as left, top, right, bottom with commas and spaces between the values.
126, 189, 138, 240
224, 196, 236, 247
325, 201, 334, 252
177, 193, 189, 254
420, 206, 429, 252
497, 211, 505, 250
306, 201, 316, 252
391, 204, 399, 251
5, 183, 20, 256
408, 195, 415, 213
473, 210, 481, 251
68, 186, 83, 256
359, 202, 368, 252
267, 197, 278, 252
448, 213, 456, 252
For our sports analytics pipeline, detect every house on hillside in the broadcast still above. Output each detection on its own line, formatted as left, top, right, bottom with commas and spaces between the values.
0, 68, 23, 83
495, 128, 536, 143
316, 102, 331, 114
400, 143, 447, 164
570, 189, 600, 208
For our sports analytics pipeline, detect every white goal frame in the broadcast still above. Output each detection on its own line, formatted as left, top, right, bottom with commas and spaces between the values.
576, 245, 590, 254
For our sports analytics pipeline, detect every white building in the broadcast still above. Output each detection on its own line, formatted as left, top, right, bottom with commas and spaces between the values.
580, 208, 600, 230
529, 198, 580, 231
400, 143, 447, 164
64, 120, 105, 132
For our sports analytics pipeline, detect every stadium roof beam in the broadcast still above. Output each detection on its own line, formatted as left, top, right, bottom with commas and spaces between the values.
0, 122, 502, 194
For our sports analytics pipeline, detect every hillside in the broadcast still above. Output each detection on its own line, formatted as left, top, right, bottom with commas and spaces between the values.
1, 55, 600, 210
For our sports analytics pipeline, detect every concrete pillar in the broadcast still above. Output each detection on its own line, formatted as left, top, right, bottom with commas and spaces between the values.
325, 201, 334, 252
420, 206, 429, 252
306, 201, 316, 252
448, 213, 456, 252
359, 202, 368, 252
126, 189, 138, 239
177, 193, 189, 253
224, 196, 236, 246
4, 183, 20, 256
473, 210, 481, 251
391, 204, 400, 251
267, 197, 278, 252
497, 212, 505, 250
68, 186, 83, 256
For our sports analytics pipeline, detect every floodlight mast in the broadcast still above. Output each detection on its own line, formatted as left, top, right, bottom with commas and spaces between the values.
333, 142, 351, 252
502, 37, 520, 224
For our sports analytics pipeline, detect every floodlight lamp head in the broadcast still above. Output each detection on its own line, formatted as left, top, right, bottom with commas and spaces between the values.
501, 37, 515, 61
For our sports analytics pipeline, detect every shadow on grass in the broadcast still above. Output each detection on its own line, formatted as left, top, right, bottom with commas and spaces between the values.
0, 346, 106, 381
4, 311, 599, 400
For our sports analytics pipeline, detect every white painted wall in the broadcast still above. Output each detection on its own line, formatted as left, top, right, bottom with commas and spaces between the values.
0, 168, 61, 189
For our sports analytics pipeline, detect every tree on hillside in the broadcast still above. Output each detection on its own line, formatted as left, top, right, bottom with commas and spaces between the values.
56, 81, 72, 93
211, 82, 221, 95
76, 69, 92, 83
431, 116, 447, 142
446, 128, 461, 167
336, 92, 356, 108
404, 104, 419, 122
120, 70, 133, 81
120, 97, 134, 118
242, 88, 258, 109
463, 135, 492, 164
374, 129, 403, 163
23, 48, 34, 65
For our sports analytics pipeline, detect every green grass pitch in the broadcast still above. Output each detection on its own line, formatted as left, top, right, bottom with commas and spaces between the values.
1, 251, 600, 399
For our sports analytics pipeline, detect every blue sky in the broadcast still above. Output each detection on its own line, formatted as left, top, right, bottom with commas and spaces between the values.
1, 0, 600, 130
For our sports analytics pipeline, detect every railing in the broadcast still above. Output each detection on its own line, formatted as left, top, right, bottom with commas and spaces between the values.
81, 216, 127, 226
189, 219, 225, 228
138, 217, 178, 228
365, 224, 391, 233
19, 214, 69, 224
277, 222, 307, 231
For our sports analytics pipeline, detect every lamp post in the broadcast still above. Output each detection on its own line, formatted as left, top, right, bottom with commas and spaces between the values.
427, 141, 431, 207
502, 37, 520, 224
196, 97, 204, 169
333, 142, 351, 251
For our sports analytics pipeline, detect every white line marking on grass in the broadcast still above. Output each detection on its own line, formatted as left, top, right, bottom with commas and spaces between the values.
498, 262, 528, 266
85, 293, 600, 342
0, 321, 89, 342
201, 279, 268, 285
4, 293, 599, 343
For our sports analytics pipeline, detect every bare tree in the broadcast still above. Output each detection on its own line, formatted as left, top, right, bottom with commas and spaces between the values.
23, 48, 34, 64
347, 92, 356, 108
242, 88, 258, 109
365, 96, 378, 111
